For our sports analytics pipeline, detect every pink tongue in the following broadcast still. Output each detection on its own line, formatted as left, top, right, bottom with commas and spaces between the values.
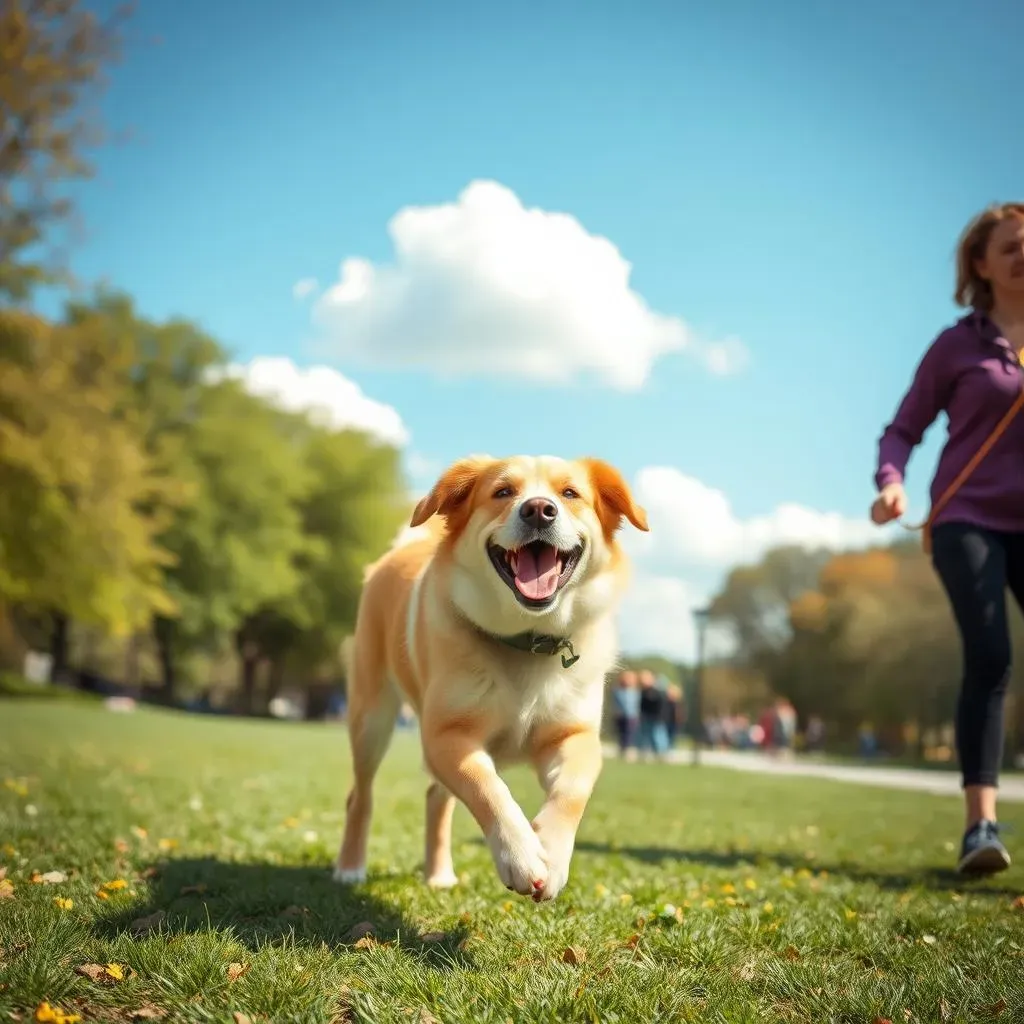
514, 545, 561, 600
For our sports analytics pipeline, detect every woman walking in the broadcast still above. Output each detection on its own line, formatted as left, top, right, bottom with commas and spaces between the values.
872, 201, 1024, 875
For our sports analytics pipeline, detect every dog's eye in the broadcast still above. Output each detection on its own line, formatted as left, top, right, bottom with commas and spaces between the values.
561, 487, 580, 500
493, 486, 514, 499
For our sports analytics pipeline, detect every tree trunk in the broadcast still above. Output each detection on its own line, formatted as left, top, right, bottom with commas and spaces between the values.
49, 611, 69, 683
153, 617, 177, 705
239, 654, 260, 715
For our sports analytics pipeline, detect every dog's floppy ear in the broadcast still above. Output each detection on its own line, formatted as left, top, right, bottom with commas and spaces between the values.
410, 456, 496, 528
579, 458, 649, 536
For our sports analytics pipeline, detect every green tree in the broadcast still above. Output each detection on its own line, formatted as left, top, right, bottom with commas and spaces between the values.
0, 0, 131, 301
235, 426, 408, 712
153, 382, 312, 703
0, 306, 179, 678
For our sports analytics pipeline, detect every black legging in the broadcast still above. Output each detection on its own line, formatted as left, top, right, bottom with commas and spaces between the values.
931, 522, 1024, 788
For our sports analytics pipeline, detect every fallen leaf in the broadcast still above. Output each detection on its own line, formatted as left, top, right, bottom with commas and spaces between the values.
353, 936, 377, 949
179, 884, 207, 896
231, 1015, 252, 1024
33, 1002, 80, 1024
347, 921, 375, 941
0, 879, 14, 899
53, 897, 73, 911
157, 838, 178, 852
74, 963, 127, 984
114, 839, 130, 854
418, 1010, 440, 1024
976, 1000, 1007, 1018
561, 946, 586, 966
623, 933, 641, 949
1013, 896, 1024, 911
129, 910, 166, 936
419, 932, 446, 943
921, 934, 937, 945
871, 1018, 892, 1024
737, 961, 757, 982
783, 945, 801, 961
226, 963, 248, 983
130, 826, 148, 840
128, 1006, 164, 1020
102, 879, 128, 891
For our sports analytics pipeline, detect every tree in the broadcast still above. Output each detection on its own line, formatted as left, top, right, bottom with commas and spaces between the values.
0, 306, 179, 678
234, 426, 408, 712
0, 0, 132, 301
153, 382, 312, 703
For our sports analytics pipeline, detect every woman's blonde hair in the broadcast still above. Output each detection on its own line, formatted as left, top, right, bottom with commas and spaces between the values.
954, 201, 1024, 310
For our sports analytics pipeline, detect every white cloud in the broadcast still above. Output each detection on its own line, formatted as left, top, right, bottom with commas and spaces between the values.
616, 466, 895, 661
292, 278, 318, 300
312, 179, 747, 389
216, 357, 409, 447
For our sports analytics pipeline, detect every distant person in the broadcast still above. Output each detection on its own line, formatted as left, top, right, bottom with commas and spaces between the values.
611, 670, 641, 761
637, 670, 668, 760
664, 683, 684, 750
805, 714, 826, 754
871, 201, 1024, 876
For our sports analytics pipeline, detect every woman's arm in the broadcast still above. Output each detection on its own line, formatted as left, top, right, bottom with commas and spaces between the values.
875, 332, 956, 490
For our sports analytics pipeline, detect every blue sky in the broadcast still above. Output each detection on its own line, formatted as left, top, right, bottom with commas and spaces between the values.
45, 0, 1024, 657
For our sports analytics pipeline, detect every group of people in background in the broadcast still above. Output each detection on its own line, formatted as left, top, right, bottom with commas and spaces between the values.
610, 668, 805, 762
609, 668, 685, 761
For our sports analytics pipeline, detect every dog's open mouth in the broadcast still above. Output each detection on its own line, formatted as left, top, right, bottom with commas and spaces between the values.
487, 540, 584, 607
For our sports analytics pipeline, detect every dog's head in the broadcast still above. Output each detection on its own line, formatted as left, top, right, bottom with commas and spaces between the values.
411, 455, 649, 637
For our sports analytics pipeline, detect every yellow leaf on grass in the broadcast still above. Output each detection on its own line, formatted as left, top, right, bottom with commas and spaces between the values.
227, 963, 248, 982
761, 902, 774, 914
34, 1002, 81, 1023
720, 883, 736, 895
105, 964, 125, 981
54, 897, 74, 910
157, 838, 178, 852
844, 908, 858, 921
103, 879, 128, 891
562, 945, 586, 966
0, 879, 14, 899
743, 878, 757, 890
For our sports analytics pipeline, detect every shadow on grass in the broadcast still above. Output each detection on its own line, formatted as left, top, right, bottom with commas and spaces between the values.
570, 840, 1021, 897
93, 858, 475, 970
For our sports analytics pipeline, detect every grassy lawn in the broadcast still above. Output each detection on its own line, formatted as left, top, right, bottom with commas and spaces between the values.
1, 703, 1023, 1023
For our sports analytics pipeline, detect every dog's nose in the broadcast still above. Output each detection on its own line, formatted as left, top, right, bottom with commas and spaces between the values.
520, 497, 559, 527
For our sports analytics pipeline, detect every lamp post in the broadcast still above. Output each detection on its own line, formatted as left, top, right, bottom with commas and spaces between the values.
691, 605, 711, 766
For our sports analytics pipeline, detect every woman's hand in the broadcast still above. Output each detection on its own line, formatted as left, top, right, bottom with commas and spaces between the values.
870, 482, 907, 524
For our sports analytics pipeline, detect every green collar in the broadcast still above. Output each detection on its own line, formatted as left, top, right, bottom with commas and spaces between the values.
495, 631, 580, 669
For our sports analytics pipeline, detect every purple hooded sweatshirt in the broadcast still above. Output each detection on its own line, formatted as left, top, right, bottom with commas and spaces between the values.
875, 311, 1024, 534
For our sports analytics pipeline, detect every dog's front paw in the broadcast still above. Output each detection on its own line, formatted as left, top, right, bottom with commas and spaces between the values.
530, 808, 576, 901
332, 864, 367, 884
487, 817, 550, 898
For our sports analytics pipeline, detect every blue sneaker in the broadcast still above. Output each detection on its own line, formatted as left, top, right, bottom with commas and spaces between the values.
956, 820, 1011, 875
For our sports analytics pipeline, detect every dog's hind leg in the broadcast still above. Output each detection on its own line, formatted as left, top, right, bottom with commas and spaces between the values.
334, 639, 399, 884
424, 780, 459, 888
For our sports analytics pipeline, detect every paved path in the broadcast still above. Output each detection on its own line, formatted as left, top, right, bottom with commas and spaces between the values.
603, 746, 1024, 802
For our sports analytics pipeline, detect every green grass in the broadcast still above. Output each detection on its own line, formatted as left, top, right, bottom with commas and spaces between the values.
1, 703, 1022, 1024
